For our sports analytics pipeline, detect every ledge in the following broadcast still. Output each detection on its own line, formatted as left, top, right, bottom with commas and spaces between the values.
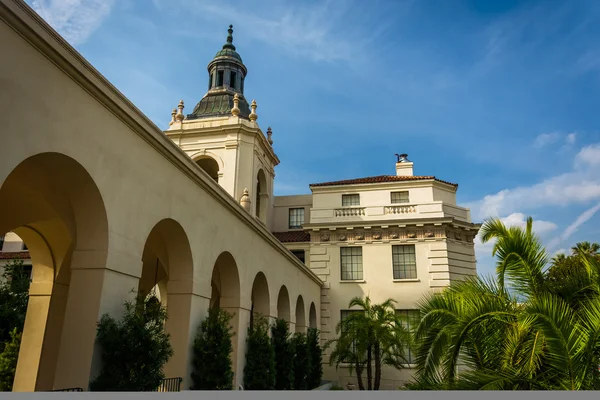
393, 278, 420, 283
339, 279, 366, 283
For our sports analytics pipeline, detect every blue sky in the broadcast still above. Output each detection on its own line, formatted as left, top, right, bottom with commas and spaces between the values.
27, 0, 600, 276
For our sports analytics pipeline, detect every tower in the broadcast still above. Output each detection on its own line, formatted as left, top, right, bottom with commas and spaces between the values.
165, 25, 279, 229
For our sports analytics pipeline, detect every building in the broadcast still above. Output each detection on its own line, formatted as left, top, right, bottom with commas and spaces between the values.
0, 0, 479, 391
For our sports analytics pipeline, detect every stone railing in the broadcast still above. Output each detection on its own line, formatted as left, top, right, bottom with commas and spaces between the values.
334, 207, 366, 217
384, 205, 417, 215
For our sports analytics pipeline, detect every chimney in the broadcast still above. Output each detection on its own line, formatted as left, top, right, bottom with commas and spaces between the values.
395, 153, 413, 176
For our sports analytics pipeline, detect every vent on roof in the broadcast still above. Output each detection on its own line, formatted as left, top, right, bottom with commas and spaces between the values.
395, 153, 413, 176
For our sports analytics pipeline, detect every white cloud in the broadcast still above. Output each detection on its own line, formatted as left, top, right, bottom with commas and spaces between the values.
534, 132, 560, 148
546, 202, 600, 250
31, 0, 115, 46
469, 143, 600, 220
565, 132, 577, 145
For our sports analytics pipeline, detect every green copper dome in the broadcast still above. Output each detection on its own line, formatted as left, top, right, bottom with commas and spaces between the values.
213, 25, 243, 63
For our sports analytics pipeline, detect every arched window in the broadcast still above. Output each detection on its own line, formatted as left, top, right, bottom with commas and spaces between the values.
196, 157, 219, 182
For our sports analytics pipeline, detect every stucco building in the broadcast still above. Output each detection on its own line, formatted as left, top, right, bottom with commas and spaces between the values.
0, 0, 479, 391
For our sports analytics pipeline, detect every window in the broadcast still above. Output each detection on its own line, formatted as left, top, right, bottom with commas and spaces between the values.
208, 72, 213, 90
217, 70, 224, 87
288, 208, 305, 229
391, 191, 409, 204
340, 310, 362, 362
396, 310, 420, 364
342, 194, 360, 206
22, 242, 28, 251
341, 247, 363, 280
291, 250, 305, 264
392, 245, 417, 279
230, 71, 237, 89
241, 76, 245, 92
0, 235, 4, 251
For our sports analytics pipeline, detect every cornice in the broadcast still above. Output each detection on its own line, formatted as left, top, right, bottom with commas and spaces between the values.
304, 217, 481, 232
0, 0, 322, 287
310, 179, 458, 194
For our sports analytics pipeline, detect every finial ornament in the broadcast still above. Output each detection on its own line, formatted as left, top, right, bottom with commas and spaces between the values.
267, 127, 273, 145
240, 188, 251, 211
169, 108, 177, 126
223, 24, 236, 50
232, 93, 240, 116
176, 100, 185, 122
249, 99, 258, 122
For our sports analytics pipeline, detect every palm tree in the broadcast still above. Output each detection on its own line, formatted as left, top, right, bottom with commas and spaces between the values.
408, 217, 600, 390
571, 241, 600, 257
325, 296, 411, 390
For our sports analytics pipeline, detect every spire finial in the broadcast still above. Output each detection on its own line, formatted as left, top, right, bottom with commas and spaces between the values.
267, 127, 273, 145
176, 100, 185, 122
231, 93, 240, 117
249, 99, 258, 122
223, 24, 236, 50
169, 108, 177, 126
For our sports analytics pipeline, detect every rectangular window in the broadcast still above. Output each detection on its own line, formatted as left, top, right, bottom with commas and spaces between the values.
208, 72, 213, 90
230, 71, 237, 89
241, 76, 245, 92
217, 70, 224, 87
0, 235, 4, 251
288, 208, 305, 229
342, 194, 360, 206
392, 245, 417, 279
291, 250, 305, 264
391, 191, 409, 204
396, 310, 420, 364
341, 247, 363, 280
340, 310, 362, 362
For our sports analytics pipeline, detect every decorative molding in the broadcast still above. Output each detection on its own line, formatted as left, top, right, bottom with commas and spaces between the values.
373, 232, 382, 240
320, 233, 330, 242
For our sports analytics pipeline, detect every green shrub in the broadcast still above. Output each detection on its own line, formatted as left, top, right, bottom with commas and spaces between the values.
89, 293, 173, 391
0, 328, 21, 391
243, 314, 275, 390
0, 260, 30, 346
271, 318, 294, 390
191, 307, 235, 390
306, 328, 323, 389
291, 332, 310, 390
329, 384, 344, 390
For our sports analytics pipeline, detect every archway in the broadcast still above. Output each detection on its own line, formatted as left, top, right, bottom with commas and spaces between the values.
309, 303, 317, 329
276, 286, 290, 322
295, 295, 306, 333
255, 169, 268, 224
209, 252, 241, 387
195, 157, 219, 183
139, 218, 194, 383
0, 152, 109, 391
250, 272, 270, 327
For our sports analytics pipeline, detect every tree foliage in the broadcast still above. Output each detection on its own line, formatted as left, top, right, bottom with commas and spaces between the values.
306, 327, 323, 389
0, 260, 30, 347
190, 307, 235, 390
89, 293, 173, 391
325, 296, 411, 390
407, 218, 600, 390
243, 314, 275, 390
291, 332, 309, 390
271, 318, 294, 390
0, 328, 22, 392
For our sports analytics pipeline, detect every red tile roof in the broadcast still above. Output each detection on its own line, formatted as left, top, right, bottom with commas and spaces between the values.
0, 251, 31, 260
310, 175, 458, 188
273, 231, 310, 243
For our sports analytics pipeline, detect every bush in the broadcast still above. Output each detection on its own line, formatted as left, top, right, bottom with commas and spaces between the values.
291, 332, 310, 390
271, 318, 294, 390
306, 328, 323, 389
243, 314, 275, 390
0, 328, 21, 391
0, 260, 30, 346
190, 307, 235, 390
89, 293, 173, 391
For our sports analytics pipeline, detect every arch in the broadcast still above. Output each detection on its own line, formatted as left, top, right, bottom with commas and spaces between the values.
276, 285, 290, 322
309, 303, 317, 329
0, 152, 109, 391
295, 295, 306, 333
139, 218, 194, 381
195, 156, 219, 182
255, 168, 268, 224
210, 251, 241, 311
250, 272, 270, 322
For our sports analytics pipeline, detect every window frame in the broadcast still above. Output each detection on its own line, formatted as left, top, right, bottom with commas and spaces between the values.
390, 191, 409, 204
288, 207, 305, 229
395, 309, 420, 365
340, 309, 363, 363
216, 70, 224, 87
392, 244, 417, 280
341, 193, 360, 207
340, 246, 363, 281
290, 249, 305, 264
